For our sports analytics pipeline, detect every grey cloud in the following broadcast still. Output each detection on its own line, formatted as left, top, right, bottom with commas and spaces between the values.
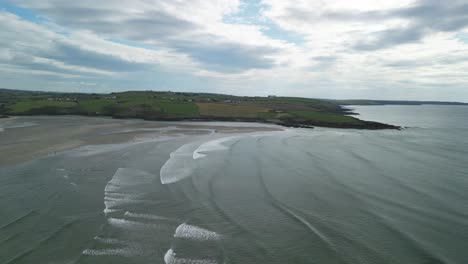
11, 1, 279, 72
41, 8, 197, 42
1, 53, 84, 77
354, 26, 428, 50
117, 11, 198, 41
357, 1, 468, 50
173, 39, 277, 72
283, 0, 468, 50
48, 43, 152, 72
308, 56, 337, 70
383, 53, 468, 69
0, 41, 152, 77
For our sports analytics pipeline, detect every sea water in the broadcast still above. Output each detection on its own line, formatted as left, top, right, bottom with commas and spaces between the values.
1, 105, 467, 264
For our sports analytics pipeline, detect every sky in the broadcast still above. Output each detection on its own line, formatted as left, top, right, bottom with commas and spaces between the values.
1, 0, 468, 101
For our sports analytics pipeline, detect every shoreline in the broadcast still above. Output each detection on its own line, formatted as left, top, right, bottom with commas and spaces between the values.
0, 116, 283, 166
6, 113, 401, 130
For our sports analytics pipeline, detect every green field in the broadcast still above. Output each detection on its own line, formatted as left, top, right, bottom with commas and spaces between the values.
7, 100, 78, 114
197, 103, 270, 118
0, 89, 399, 129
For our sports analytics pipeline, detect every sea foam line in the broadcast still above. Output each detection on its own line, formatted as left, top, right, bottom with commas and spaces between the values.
93, 236, 128, 245
124, 211, 175, 221
82, 247, 143, 257
164, 249, 218, 264
107, 218, 162, 230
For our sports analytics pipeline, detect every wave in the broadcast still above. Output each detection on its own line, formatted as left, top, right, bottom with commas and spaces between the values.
160, 143, 200, 184
107, 217, 162, 230
82, 247, 144, 257
103, 168, 156, 214
124, 211, 176, 222
373, 212, 454, 264
65, 135, 172, 157
164, 249, 218, 264
0, 210, 36, 230
106, 168, 155, 188
3, 220, 77, 264
0, 122, 36, 133
104, 196, 159, 206
93, 236, 128, 245
160, 136, 241, 184
65, 143, 131, 157
0, 233, 18, 245
192, 136, 237, 160
174, 223, 221, 241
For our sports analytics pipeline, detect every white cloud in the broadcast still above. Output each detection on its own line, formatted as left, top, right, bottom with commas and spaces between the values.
1, 0, 468, 101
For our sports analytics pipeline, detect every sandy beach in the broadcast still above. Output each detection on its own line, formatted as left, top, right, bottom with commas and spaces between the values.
0, 116, 282, 166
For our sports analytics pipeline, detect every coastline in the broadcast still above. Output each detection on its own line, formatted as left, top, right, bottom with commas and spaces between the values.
0, 89, 401, 130
5, 112, 401, 130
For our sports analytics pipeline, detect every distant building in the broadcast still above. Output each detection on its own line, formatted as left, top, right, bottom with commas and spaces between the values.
268, 95, 277, 98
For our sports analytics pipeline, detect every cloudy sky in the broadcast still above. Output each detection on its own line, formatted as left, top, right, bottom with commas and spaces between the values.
1, 0, 468, 101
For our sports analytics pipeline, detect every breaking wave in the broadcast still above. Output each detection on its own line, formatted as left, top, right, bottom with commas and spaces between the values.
192, 136, 237, 160
174, 223, 222, 241
164, 248, 218, 264
160, 143, 200, 184
103, 168, 156, 214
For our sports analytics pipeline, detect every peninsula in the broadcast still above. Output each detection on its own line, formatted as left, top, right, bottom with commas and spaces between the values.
0, 88, 406, 129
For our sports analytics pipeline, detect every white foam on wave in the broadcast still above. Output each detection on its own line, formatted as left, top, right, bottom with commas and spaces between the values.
107, 217, 160, 230
82, 247, 143, 257
67, 143, 132, 157
160, 143, 200, 184
160, 136, 240, 184
66, 135, 173, 157
105, 192, 143, 198
107, 168, 155, 188
164, 249, 218, 264
0, 122, 36, 132
103, 208, 121, 214
124, 211, 173, 221
103, 168, 156, 214
192, 136, 237, 160
104, 197, 159, 210
174, 223, 221, 241
94, 236, 128, 245
103, 126, 179, 135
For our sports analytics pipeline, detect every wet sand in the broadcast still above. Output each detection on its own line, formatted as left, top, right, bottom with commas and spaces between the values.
0, 116, 282, 166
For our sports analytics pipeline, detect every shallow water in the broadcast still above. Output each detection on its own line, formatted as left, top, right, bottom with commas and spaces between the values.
1, 106, 468, 264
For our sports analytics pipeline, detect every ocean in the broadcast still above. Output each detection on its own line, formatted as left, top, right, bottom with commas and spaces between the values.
1, 105, 467, 264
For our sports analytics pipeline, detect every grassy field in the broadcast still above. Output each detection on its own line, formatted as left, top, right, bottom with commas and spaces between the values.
0, 89, 399, 129
7, 100, 78, 114
197, 103, 269, 118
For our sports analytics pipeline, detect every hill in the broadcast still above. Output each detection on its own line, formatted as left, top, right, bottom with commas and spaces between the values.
0, 89, 399, 129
